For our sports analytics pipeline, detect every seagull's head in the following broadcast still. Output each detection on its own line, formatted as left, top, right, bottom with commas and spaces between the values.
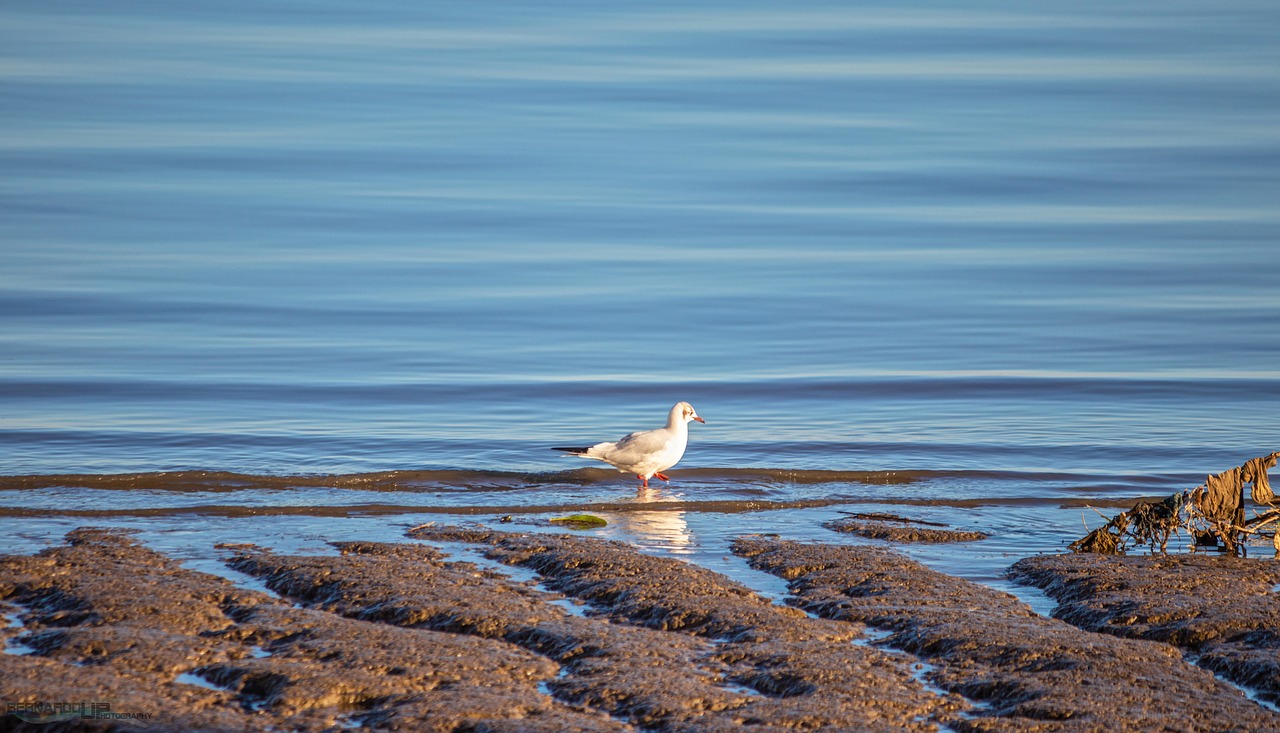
675, 401, 705, 424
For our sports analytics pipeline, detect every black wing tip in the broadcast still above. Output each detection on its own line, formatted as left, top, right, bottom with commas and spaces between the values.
552, 446, 590, 454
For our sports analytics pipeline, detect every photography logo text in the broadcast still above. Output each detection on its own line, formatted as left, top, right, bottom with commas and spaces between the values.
5, 701, 152, 724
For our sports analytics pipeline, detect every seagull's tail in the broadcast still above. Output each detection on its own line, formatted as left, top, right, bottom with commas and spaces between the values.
552, 446, 592, 456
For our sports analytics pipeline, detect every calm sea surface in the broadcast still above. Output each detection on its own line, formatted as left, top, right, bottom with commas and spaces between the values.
2, 1, 1278, 594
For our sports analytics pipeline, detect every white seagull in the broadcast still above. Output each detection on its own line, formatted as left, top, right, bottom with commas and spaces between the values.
554, 402, 705, 488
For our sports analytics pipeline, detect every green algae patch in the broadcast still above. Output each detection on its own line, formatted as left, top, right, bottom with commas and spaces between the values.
549, 514, 607, 529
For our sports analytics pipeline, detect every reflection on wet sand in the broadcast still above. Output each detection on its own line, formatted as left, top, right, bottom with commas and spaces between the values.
605, 487, 692, 552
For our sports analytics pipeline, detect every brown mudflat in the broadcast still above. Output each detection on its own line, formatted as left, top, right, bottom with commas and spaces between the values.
734, 536, 1280, 732
1010, 552, 1280, 705
229, 526, 962, 731
0, 528, 617, 732
825, 513, 990, 543
2, 527, 1277, 732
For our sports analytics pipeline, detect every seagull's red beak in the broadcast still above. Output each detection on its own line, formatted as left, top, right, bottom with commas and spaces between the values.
693, 416, 705, 423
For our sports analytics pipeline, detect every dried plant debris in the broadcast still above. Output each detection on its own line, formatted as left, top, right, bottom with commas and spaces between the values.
733, 536, 1280, 732
1010, 552, 1280, 704
1072, 452, 1279, 555
825, 512, 989, 543
1071, 492, 1186, 554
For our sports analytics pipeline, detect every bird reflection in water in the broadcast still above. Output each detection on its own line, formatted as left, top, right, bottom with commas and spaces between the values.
610, 486, 692, 553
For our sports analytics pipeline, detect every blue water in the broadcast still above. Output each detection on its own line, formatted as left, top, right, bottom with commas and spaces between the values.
1, 1, 1278, 580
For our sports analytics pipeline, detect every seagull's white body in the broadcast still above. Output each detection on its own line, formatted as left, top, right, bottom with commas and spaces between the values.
554, 402, 705, 488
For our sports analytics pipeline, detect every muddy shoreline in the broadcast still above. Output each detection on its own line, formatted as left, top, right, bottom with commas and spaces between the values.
2, 527, 1277, 732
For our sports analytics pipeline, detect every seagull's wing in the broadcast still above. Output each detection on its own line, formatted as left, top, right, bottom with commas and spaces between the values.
608, 427, 671, 460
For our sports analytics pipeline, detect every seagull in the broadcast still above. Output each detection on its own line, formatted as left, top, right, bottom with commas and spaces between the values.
553, 402, 705, 488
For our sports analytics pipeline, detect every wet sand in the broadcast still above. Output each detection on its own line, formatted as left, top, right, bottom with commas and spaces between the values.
2, 527, 1277, 732
1009, 553, 1280, 704
824, 513, 990, 543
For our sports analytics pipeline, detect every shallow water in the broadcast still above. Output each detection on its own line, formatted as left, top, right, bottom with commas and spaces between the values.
2, 1, 1278, 591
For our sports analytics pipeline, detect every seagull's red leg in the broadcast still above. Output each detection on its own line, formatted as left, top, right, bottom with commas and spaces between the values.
637, 475, 649, 488
654, 472, 670, 482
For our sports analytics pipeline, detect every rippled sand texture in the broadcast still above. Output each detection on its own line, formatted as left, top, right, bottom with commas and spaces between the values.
4, 528, 1278, 731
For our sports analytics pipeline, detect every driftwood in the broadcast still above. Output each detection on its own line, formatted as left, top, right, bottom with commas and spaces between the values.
1071, 452, 1279, 556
